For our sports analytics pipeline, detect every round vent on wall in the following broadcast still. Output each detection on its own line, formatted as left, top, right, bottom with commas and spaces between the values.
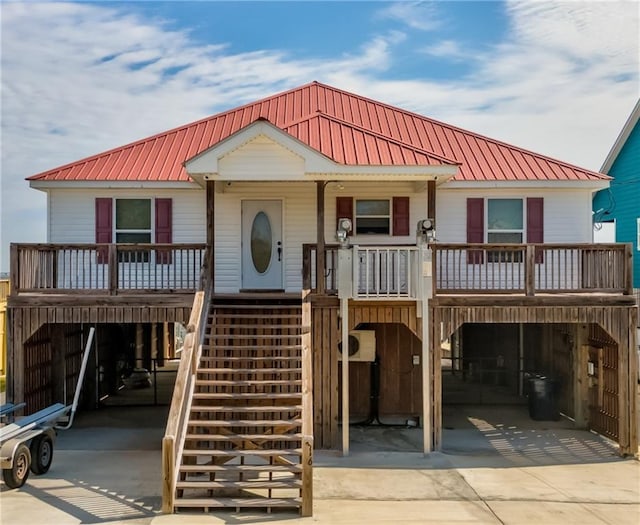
338, 335, 360, 357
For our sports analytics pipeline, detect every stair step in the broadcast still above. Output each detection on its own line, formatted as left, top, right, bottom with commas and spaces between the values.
202, 344, 302, 351
196, 379, 302, 386
200, 356, 301, 362
193, 393, 302, 400
173, 497, 301, 509
208, 324, 301, 330
188, 419, 302, 427
211, 314, 301, 320
212, 304, 301, 310
209, 334, 300, 340
176, 480, 302, 489
182, 448, 302, 457
180, 464, 302, 473
190, 405, 302, 413
198, 368, 301, 375
185, 433, 303, 441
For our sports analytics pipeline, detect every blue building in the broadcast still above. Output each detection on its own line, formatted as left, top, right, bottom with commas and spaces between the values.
593, 99, 640, 289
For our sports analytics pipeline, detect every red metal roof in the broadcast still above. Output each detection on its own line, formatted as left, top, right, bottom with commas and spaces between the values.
28, 81, 609, 182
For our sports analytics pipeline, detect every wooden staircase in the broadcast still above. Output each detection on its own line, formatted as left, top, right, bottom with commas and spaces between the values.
170, 296, 312, 514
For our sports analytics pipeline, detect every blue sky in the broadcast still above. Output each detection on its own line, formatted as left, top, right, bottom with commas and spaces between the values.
1, 1, 639, 272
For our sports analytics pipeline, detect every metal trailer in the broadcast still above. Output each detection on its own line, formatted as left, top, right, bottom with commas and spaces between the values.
0, 327, 94, 488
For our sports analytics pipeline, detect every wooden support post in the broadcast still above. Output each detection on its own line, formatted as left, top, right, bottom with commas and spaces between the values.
525, 245, 535, 296
161, 435, 175, 513
206, 180, 215, 292
316, 181, 326, 294
301, 436, 313, 516
108, 244, 118, 295
623, 244, 633, 295
427, 180, 436, 223
573, 324, 590, 428
340, 297, 349, 455
135, 323, 144, 367
10, 244, 19, 294
627, 308, 639, 455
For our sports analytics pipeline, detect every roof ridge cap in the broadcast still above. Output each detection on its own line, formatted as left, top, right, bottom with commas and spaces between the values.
311, 112, 459, 165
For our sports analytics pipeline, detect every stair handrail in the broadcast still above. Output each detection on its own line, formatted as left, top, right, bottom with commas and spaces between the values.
161, 271, 211, 513
300, 290, 314, 517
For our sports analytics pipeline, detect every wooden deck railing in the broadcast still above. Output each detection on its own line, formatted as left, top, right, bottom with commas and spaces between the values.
433, 243, 633, 296
161, 282, 210, 513
303, 242, 633, 298
10, 243, 206, 295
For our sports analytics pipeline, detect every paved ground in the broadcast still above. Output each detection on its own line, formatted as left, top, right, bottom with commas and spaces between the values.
1, 405, 638, 525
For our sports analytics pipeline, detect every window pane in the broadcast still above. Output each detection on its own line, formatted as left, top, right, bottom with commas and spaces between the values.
116, 199, 151, 230
116, 232, 152, 243
356, 200, 389, 216
250, 211, 272, 274
488, 199, 523, 230
488, 232, 523, 243
356, 217, 390, 234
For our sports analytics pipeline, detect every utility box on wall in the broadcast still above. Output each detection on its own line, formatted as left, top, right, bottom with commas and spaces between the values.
338, 330, 376, 362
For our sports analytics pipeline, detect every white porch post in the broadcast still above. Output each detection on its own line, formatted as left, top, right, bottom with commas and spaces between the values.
420, 243, 433, 455
337, 246, 353, 456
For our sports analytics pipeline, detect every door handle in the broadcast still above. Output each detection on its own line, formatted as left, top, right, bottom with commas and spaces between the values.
277, 241, 282, 261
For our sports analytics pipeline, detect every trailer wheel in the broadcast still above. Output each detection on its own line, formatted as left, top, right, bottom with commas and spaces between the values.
30, 435, 54, 475
2, 443, 31, 489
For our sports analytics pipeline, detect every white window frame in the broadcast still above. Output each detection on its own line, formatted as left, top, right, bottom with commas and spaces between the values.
636, 217, 640, 250
486, 198, 525, 243
114, 198, 153, 243
354, 199, 391, 235
486, 198, 525, 263
114, 198, 154, 263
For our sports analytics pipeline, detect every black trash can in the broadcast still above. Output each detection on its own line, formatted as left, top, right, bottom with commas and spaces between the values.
527, 375, 560, 421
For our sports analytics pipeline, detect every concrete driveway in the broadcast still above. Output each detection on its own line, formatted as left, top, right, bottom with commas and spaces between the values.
1, 406, 638, 525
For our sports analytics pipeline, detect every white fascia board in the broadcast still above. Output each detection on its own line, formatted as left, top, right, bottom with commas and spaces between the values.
441, 179, 610, 191
600, 98, 640, 174
200, 166, 457, 182
185, 120, 320, 174
29, 180, 202, 191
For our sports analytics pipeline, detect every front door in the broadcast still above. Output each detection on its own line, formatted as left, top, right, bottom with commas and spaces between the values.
241, 200, 283, 290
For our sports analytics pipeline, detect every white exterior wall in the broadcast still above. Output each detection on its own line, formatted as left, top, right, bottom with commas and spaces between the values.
214, 181, 428, 293
218, 135, 305, 180
436, 186, 595, 243
47, 188, 206, 243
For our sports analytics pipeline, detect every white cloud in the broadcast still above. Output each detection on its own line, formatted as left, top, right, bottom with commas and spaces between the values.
1, 1, 638, 272
377, 1, 442, 31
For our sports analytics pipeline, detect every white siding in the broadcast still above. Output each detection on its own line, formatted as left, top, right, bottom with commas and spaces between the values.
46, 182, 596, 293
436, 187, 594, 243
215, 182, 429, 292
48, 188, 206, 243
218, 136, 305, 180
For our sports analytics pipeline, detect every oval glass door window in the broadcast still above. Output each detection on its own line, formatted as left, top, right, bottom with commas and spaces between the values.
251, 211, 272, 274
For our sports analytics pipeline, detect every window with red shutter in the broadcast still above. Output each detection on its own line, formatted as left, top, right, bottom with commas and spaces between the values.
95, 198, 112, 264
527, 197, 544, 263
466, 198, 484, 263
155, 198, 173, 264
336, 196, 353, 236
392, 196, 410, 236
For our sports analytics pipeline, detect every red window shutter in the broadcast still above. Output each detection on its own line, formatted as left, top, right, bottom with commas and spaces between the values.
95, 198, 112, 264
527, 197, 544, 263
155, 198, 173, 264
466, 198, 484, 264
392, 197, 410, 236
336, 196, 353, 236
